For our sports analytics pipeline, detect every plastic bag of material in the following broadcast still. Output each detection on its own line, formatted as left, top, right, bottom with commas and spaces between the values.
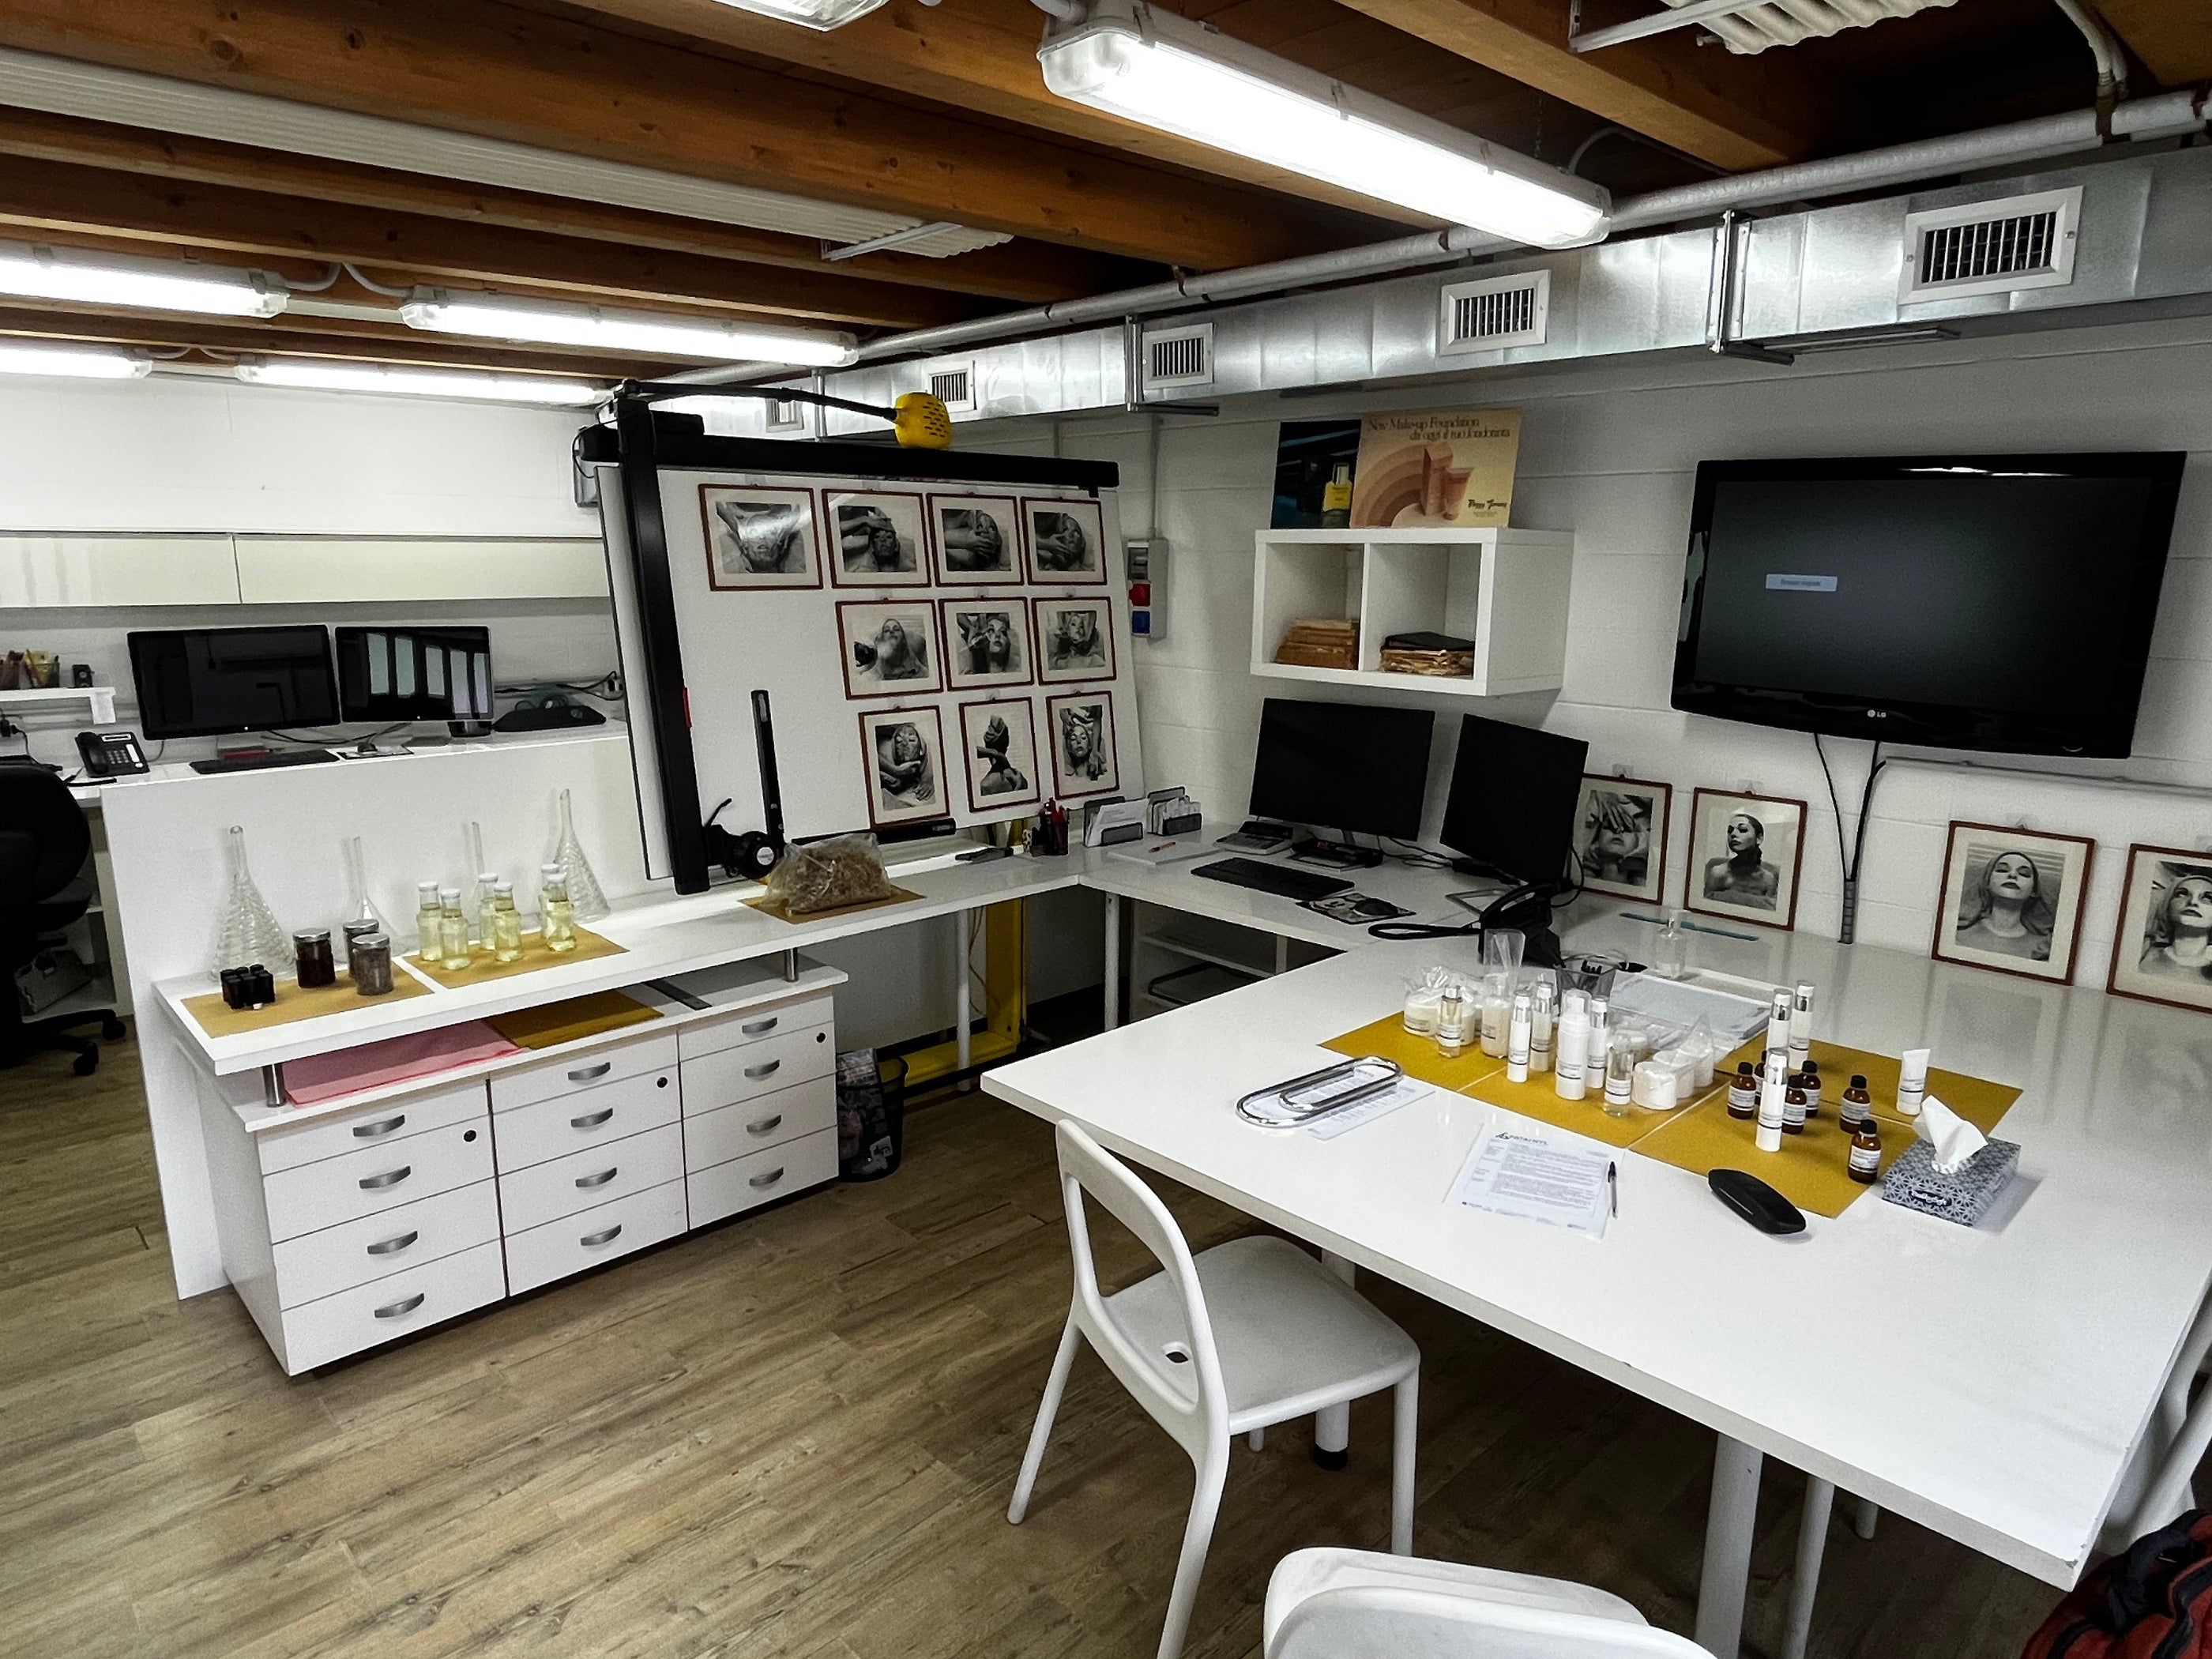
765, 832, 896, 916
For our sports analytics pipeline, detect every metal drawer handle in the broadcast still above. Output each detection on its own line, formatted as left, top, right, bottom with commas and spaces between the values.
366, 1230, 419, 1257
743, 1059, 781, 1080
373, 1292, 426, 1319
746, 1113, 784, 1136
740, 1017, 777, 1035
570, 1107, 615, 1129
580, 1224, 623, 1247
359, 1165, 412, 1191
566, 1060, 613, 1083
748, 1166, 786, 1190
576, 1166, 619, 1189
352, 1114, 406, 1139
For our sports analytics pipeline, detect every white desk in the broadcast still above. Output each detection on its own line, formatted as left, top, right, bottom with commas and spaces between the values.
982, 920, 2212, 1654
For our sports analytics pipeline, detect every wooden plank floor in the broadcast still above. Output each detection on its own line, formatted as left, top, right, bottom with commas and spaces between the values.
2, 1030, 2070, 1659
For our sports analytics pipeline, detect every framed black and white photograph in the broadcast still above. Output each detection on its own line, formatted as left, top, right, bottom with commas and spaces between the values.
1574, 775, 1672, 903
1046, 690, 1119, 799
1932, 822, 2094, 984
699, 485, 821, 591
2109, 845, 2212, 1014
1033, 596, 1116, 684
826, 489, 930, 588
837, 600, 942, 700
959, 698, 1042, 814
1023, 496, 1108, 583
857, 706, 949, 830
1684, 788, 1806, 931
942, 601, 1033, 691
930, 494, 1021, 585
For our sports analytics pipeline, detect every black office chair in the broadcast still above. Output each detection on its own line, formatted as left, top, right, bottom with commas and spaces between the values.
0, 764, 122, 1076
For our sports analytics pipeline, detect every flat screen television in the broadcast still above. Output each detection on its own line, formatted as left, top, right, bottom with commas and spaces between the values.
1672, 453, 2184, 757
128, 626, 340, 739
1248, 697, 1435, 841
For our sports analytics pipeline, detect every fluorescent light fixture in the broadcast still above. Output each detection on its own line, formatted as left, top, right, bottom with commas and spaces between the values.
709, 0, 890, 27
234, 358, 604, 406
1037, 2, 1610, 249
0, 340, 152, 380
398, 289, 859, 368
0, 239, 288, 318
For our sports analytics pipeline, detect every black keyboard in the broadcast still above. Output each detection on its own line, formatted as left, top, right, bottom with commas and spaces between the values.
190, 749, 340, 775
1190, 857, 1353, 902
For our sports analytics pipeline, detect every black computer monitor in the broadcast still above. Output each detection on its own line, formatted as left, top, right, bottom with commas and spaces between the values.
128, 626, 340, 739
335, 626, 494, 723
1248, 698, 1435, 841
1439, 713, 1589, 884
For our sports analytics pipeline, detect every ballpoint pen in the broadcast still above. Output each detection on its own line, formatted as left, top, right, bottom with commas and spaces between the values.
1607, 1161, 1619, 1217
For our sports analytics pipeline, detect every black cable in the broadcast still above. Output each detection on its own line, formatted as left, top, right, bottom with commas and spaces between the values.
496, 672, 623, 701
1815, 735, 1887, 944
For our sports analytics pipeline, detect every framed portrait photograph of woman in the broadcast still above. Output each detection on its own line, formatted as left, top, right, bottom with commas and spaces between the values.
857, 706, 949, 830
928, 494, 1022, 585
1573, 775, 1672, 903
699, 485, 821, 591
1046, 690, 1119, 799
1683, 788, 1806, 931
836, 600, 942, 700
826, 489, 930, 588
2109, 845, 2212, 1014
1931, 822, 2094, 984
1022, 497, 1108, 583
942, 601, 1033, 691
959, 698, 1042, 814
1033, 596, 1116, 684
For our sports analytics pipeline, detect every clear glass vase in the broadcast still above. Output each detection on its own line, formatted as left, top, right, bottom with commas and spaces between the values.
214, 824, 292, 973
342, 835, 384, 933
549, 788, 610, 921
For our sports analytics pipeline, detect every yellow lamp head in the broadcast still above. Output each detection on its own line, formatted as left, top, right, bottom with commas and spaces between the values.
892, 391, 954, 450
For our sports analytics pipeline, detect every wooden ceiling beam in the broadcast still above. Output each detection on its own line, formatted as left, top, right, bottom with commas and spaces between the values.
0, 152, 994, 330
1330, 0, 1831, 169
0, 106, 1149, 305
0, 0, 1360, 269
2091, 0, 2212, 84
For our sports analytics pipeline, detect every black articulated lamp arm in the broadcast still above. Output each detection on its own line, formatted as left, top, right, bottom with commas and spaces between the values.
614, 380, 954, 450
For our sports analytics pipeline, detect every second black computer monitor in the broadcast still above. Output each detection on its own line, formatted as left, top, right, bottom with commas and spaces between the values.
1439, 712, 1589, 885
1249, 698, 1435, 841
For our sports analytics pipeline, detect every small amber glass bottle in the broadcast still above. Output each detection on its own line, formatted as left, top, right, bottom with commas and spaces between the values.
1848, 1115, 1883, 1184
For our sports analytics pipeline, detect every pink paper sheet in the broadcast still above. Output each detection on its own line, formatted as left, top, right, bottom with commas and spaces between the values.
282, 1021, 521, 1106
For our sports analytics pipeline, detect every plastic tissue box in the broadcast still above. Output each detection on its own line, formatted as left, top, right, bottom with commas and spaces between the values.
1880, 1137, 2020, 1226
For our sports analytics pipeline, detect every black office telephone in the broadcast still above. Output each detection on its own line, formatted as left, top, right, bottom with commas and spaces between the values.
76, 729, 149, 777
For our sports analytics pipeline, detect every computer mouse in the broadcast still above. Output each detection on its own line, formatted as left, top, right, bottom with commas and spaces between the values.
1708, 1169, 1807, 1236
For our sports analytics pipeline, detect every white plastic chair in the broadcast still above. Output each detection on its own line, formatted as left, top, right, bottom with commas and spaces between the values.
1265, 1547, 1712, 1657
1008, 1121, 1421, 1659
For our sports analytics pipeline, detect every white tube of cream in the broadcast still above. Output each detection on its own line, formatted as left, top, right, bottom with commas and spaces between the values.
1897, 1047, 1931, 1118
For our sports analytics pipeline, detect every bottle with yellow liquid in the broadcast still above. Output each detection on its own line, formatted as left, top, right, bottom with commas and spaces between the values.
438, 886, 471, 971
415, 880, 444, 964
1320, 461, 1353, 529
489, 879, 524, 963
540, 863, 577, 954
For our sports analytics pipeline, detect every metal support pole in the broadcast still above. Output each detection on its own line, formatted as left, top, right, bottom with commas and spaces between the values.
781, 948, 798, 983
1853, 1496, 1880, 1540
1782, 1476, 1835, 1659
1102, 893, 1122, 1030
1695, 1435, 1764, 1656
955, 908, 972, 1078
1312, 1251, 1355, 1468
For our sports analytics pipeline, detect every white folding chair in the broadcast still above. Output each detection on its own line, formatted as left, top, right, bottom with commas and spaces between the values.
1008, 1120, 1421, 1659
1265, 1547, 1711, 1657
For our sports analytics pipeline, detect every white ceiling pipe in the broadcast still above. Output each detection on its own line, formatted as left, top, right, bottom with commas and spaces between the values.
660, 86, 2208, 388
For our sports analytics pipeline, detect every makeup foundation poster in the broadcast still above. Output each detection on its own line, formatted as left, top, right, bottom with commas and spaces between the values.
1349, 408, 1522, 529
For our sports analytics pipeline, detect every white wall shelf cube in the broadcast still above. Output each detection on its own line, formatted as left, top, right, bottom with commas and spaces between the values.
1250, 527, 1574, 698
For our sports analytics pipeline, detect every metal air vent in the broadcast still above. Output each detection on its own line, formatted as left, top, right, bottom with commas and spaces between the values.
926, 362, 978, 412
765, 396, 807, 433
1438, 269, 1551, 354
1142, 323, 1213, 389
1901, 186, 2082, 303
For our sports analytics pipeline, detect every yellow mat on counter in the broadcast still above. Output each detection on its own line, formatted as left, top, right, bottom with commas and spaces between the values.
410, 925, 626, 987
487, 989, 660, 1051
1633, 1097, 1914, 1220
1714, 1038, 2021, 1134
182, 964, 434, 1036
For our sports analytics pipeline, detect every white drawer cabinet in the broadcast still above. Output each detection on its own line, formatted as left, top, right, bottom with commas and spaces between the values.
494, 1066, 679, 1172
688, 1128, 838, 1228
262, 1117, 494, 1242
679, 994, 834, 1061
258, 1081, 488, 1176
278, 1240, 510, 1372
272, 1180, 502, 1309
491, 1033, 679, 1113
679, 1021, 833, 1117
497, 1120, 685, 1234
684, 1074, 836, 1170
504, 1178, 689, 1295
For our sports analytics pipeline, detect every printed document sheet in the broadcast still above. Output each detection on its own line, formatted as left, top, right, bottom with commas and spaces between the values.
1449, 1123, 1613, 1237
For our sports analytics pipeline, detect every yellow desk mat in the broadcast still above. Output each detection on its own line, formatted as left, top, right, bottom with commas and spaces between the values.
411, 925, 626, 987
182, 965, 433, 1036
488, 989, 660, 1051
1633, 1097, 1913, 1219
1714, 1038, 2021, 1134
